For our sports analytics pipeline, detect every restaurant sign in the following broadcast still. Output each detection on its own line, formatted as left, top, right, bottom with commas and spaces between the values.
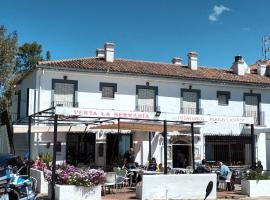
55, 106, 254, 124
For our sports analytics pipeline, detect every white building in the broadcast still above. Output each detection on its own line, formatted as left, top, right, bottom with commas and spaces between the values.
10, 43, 270, 170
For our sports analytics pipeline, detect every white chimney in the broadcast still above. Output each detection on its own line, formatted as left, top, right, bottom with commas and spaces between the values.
171, 57, 182, 65
96, 48, 105, 58
257, 60, 267, 76
188, 51, 198, 70
104, 42, 115, 62
231, 55, 249, 76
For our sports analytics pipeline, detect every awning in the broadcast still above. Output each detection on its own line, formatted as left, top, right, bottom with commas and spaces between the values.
91, 121, 196, 132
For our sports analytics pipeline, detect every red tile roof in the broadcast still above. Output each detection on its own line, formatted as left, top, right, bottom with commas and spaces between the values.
38, 57, 270, 86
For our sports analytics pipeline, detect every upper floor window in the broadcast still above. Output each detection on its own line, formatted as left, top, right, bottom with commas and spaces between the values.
136, 85, 158, 112
52, 79, 78, 107
244, 93, 262, 125
99, 82, 117, 98
217, 91, 230, 106
181, 89, 201, 114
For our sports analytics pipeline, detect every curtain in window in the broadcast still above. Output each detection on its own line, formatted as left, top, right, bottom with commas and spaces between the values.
182, 91, 197, 114
138, 89, 155, 112
54, 82, 74, 107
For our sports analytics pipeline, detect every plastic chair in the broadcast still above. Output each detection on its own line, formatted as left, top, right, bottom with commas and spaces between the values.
115, 169, 129, 189
103, 172, 116, 195
219, 171, 232, 190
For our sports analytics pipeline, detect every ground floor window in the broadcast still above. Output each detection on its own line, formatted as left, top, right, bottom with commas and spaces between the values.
205, 135, 251, 166
66, 133, 96, 165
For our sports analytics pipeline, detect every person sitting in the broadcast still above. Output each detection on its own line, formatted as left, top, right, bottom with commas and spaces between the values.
253, 161, 263, 173
194, 159, 210, 173
156, 163, 164, 172
147, 157, 157, 171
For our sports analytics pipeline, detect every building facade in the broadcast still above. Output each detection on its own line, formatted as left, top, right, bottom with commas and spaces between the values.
11, 43, 270, 170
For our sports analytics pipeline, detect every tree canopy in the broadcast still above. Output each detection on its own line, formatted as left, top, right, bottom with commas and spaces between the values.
0, 25, 51, 111
0, 26, 18, 111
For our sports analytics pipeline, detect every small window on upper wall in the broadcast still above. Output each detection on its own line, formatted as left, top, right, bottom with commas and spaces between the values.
217, 91, 230, 106
100, 82, 117, 98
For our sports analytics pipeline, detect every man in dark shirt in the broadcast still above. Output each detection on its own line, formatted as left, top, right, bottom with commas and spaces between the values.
195, 159, 211, 173
123, 148, 136, 169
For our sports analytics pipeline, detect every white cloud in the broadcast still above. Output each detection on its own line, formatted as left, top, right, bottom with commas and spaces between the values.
208, 5, 230, 22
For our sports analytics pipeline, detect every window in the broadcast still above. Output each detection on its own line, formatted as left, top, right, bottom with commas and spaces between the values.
99, 82, 117, 98
52, 79, 78, 107
181, 89, 201, 114
217, 91, 230, 106
136, 86, 158, 112
244, 93, 261, 125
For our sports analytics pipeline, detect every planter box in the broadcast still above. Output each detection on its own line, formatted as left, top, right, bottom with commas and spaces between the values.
54, 185, 101, 200
137, 174, 217, 200
241, 180, 270, 197
30, 168, 48, 194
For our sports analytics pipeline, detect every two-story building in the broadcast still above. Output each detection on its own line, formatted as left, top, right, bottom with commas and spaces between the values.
10, 43, 270, 170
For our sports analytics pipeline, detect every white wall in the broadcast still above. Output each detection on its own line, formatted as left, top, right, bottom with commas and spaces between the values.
12, 68, 270, 166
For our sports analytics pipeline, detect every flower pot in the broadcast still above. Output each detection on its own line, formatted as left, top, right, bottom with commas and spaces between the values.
241, 179, 270, 197
30, 168, 48, 194
54, 185, 101, 200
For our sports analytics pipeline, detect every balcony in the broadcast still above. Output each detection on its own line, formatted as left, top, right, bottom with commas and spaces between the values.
136, 105, 158, 112
180, 107, 203, 115
52, 101, 79, 108
243, 111, 265, 126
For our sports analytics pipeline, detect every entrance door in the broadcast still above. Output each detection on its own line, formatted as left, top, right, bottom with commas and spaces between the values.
66, 133, 96, 165
172, 145, 190, 168
106, 134, 132, 166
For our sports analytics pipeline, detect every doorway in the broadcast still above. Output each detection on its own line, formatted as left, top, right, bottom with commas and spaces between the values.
66, 133, 96, 165
172, 144, 190, 168
106, 134, 132, 166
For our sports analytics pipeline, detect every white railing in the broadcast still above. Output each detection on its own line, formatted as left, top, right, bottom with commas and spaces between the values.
180, 107, 203, 115
243, 111, 265, 126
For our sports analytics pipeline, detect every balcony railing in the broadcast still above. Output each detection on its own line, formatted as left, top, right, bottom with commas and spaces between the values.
52, 101, 79, 108
243, 111, 265, 126
136, 105, 158, 112
180, 107, 203, 115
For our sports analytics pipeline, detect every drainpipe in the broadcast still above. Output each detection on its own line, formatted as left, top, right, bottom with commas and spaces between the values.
38, 68, 44, 113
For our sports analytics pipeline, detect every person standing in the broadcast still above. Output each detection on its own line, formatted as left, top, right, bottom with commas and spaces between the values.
217, 161, 231, 190
123, 148, 136, 169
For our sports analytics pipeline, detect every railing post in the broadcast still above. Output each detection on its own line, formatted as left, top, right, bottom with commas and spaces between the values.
191, 123, 195, 170
51, 114, 58, 200
251, 124, 256, 169
27, 116, 32, 175
163, 120, 167, 174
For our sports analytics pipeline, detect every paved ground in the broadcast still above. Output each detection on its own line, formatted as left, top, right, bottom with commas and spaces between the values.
35, 184, 270, 200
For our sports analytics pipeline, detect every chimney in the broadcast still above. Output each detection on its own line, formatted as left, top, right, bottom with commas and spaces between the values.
231, 55, 249, 75
96, 48, 105, 58
171, 57, 182, 65
188, 51, 198, 70
257, 60, 267, 76
104, 42, 115, 62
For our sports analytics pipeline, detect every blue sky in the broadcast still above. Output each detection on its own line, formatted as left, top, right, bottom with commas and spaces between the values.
1, 0, 270, 68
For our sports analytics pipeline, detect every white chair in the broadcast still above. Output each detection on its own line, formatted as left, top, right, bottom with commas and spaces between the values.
103, 172, 116, 195
219, 171, 232, 190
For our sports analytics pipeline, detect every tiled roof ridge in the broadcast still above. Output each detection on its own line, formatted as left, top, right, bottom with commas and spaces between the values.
38, 56, 97, 65
39, 56, 230, 71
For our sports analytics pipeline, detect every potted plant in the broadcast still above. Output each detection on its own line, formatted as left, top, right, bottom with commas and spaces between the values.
45, 164, 105, 200
30, 155, 50, 194
241, 169, 270, 197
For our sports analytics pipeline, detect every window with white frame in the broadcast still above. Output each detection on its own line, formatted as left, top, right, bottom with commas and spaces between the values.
100, 82, 117, 98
